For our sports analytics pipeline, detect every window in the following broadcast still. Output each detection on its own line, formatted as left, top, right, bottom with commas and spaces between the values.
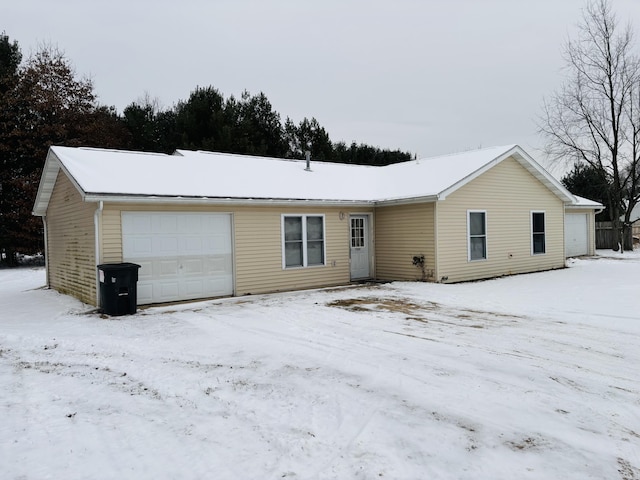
532, 211, 545, 255
351, 217, 364, 248
282, 215, 325, 268
468, 211, 487, 261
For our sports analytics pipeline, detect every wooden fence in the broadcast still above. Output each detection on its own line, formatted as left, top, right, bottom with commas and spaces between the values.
595, 222, 634, 250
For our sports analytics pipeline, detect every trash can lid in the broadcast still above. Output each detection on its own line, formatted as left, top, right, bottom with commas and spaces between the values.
97, 262, 141, 271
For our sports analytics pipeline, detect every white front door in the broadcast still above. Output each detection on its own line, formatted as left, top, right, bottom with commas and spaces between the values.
350, 215, 370, 279
122, 212, 233, 304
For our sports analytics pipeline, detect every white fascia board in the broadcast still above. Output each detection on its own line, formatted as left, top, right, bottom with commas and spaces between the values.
33, 148, 90, 216
373, 194, 439, 207
81, 194, 374, 208
32, 150, 60, 216
566, 203, 605, 210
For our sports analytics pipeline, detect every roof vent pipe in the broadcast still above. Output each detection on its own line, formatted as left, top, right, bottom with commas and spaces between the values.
305, 150, 311, 171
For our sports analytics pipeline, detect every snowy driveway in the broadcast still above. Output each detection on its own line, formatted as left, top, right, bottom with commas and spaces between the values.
1, 253, 639, 479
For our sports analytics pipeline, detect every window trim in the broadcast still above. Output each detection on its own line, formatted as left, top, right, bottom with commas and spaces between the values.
281, 214, 326, 269
531, 210, 546, 255
467, 210, 488, 262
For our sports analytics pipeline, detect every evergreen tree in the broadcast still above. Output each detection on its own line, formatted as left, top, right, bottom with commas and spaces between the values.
174, 86, 229, 151
0, 44, 101, 265
331, 141, 411, 166
0, 32, 21, 85
123, 96, 177, 153
562, 163, 611, 220
226, 91, 287, 157
284, 117, 333, 160
0, 34, 25, 264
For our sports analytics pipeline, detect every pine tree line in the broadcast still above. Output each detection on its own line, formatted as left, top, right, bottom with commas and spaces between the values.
121, 87, 413, 166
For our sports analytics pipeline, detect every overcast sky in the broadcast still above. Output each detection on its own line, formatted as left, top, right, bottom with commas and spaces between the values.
5, 0, 640, 168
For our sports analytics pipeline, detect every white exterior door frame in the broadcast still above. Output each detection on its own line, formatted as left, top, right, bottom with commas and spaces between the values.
349, 214, 372, 280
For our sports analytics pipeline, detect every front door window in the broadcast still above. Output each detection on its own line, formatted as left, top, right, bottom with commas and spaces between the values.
351, 217, 365, 248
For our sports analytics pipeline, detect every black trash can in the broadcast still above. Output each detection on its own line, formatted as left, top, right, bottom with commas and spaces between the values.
97, 263, 141, 316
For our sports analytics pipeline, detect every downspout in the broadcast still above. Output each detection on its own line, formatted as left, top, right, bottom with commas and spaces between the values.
594, 207, 605, 255
94, 201, 103, 305
563, 203, 567, 263
434, 201, 441, 282
42, 216, 49, 287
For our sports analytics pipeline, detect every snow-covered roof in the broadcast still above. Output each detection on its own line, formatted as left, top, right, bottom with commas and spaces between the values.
568, 194, 605, 210
33, 144, 576, 216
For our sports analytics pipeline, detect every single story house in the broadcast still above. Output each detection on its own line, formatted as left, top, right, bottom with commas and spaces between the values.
33, 144, 603, 306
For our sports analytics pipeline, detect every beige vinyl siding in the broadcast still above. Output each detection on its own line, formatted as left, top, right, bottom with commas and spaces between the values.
436, 156, 566, 282
101, 203, 372, 297
566, 207, 597, 256
46, 171, 97, 304
375, 203, 435, 281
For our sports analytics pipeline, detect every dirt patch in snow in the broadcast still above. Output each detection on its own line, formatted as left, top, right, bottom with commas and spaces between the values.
326, 297, 434, 315
326, 296, 521, 329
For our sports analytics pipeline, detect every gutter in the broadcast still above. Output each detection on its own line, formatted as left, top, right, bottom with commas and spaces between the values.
374, 194, 439, 207
82, 194, 374, 208
82, 193, 440, 208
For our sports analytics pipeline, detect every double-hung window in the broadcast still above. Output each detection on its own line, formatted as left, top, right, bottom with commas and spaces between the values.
468, 210, 487, 261
283, 215, 325, 268
531, 211, 546, 255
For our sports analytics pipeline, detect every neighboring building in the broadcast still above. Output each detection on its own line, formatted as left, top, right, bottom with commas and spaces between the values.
33, 144, 602, 306
566, 195, 604, 257
626, 204, 640, 246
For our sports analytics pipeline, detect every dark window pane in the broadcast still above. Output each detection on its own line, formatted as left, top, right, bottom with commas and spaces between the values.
284, 217, 302, 241
469, 212, 486, 235
532, 212, 545, 233
307, 216, 323, 241
470, 237, 486, 260
533, 233, 546, 254
285, 242, 303, 267
307, 241, 324, 265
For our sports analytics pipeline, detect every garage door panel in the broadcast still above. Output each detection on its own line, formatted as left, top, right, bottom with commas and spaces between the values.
159, 259, 180, 277
206, 234, 232, 253
123, 213, 151, 234
183, 257, 205, 275
183, 280, 205, 297
122, 212, 233, 304
123, 237, 153, 257
205, 276, 233, 296
135, 259, 154, 279
566, 213, 588, 257
159, 282, 180, 299
157, 237, 179, 255
205, 255, 232, 273
157, 215, 178, 234
181, 236, 205, 255
137, 283, 153, 304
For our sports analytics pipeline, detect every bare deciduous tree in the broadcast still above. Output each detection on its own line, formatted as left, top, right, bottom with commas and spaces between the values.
540, 0, 640, 251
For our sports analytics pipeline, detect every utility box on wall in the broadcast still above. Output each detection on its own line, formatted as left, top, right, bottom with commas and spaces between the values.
97, 263, 141, 316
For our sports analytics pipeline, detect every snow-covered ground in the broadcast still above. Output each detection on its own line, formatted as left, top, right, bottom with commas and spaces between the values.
1, 251, 639, 480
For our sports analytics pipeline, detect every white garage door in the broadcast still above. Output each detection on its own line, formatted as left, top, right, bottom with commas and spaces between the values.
122, 212, 233, 304
565, 213, 589, 257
